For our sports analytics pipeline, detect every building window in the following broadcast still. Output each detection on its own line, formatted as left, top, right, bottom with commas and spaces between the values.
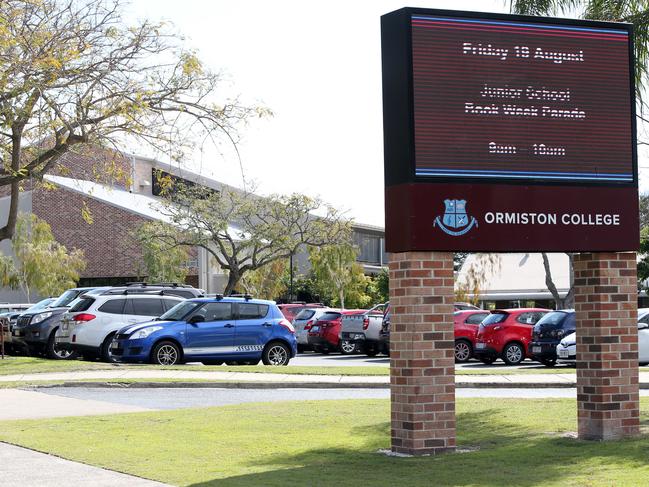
353, 232, 381, 264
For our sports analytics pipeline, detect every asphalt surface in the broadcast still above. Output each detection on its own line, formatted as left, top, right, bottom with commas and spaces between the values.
37, 386, 649, 409
261, 352, 580, 371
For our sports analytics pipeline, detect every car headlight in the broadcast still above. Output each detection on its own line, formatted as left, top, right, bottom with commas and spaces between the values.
131, 326, 163, 339
31, 312, 53, 324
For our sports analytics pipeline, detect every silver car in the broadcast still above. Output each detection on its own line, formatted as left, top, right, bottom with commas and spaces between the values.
557, 308, 649, 364
292, 307, 340, 352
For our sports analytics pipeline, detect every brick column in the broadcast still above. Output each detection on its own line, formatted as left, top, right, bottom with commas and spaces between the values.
574, 252, 639, 440
389, 251, 455, 455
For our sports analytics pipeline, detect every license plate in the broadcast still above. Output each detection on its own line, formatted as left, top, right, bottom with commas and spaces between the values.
532, 346, 541, 353
475, 342, 486, 349
558, 349, 569, 358
311, 326, 320, 332
62, 323, 69, 331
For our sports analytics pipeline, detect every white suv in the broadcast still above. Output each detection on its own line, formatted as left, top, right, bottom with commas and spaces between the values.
56, 291, 184, 361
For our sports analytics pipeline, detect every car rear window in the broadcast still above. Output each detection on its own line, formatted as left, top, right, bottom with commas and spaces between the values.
465, 312, 489, 324
69, 297, 95, 312
127, 298, 165, 316
295, 309, 316, 321
482, 313, 508, 325
318, 312, 342, 321
98, 299, 126, 315
238, 303, 269, 319
535, 311, 569, 326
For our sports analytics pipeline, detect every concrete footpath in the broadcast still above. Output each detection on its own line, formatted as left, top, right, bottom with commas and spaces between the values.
5, 368, 649, 388
0, 442, 170, 487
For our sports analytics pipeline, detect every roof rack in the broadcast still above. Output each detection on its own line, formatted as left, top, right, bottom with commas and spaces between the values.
229, 293, 253, 301
101, 288, 167, 296
123, 282, 194, 289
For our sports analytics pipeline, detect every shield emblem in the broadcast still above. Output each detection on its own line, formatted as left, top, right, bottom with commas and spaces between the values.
442, 199, 468, 229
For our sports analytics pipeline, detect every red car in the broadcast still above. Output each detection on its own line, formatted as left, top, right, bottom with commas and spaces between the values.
307, 309, 365, 354
278, 303, 324, 322
473, 308, 549, 365
454, 310, 490, 363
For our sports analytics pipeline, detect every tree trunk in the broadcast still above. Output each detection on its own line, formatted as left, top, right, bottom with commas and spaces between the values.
541, 252, 563, 309
562, 253, 575, 308
223, 270, 240, 296
339, 288, 345, 310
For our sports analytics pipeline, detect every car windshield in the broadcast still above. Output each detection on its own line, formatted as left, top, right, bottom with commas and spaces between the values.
318, 312, 342, 322
535, 311, 568, 326
24, 298, 55, 314
159, 301, 202, 321
50, 289, 81, 308
482, 313, 508, 325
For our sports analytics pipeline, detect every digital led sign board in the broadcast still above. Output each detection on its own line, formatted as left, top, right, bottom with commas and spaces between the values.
382, 8, 639, 252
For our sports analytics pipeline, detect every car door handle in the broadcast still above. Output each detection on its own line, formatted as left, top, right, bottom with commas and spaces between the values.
223, 324, 234, 328
262, 323, 272, 327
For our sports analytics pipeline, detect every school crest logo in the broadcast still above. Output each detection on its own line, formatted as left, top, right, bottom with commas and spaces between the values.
433, 199, 478, 236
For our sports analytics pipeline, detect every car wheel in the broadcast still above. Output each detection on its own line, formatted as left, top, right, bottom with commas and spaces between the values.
339, 340, 356, 355
100, 333, 117, 363
262, 342, 290, 366
454, 340, 472, 363
320, 348, 330, 355
46, 330, 78, 360
502, 343, 525, 365
479, 357, 496, 365
365, 347, 378, 357
540, 358, 557, 367
151, 341, 182, 366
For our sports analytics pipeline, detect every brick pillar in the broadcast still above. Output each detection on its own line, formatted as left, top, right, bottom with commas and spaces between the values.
574, 252, 639, 440
389, 251, 455, 455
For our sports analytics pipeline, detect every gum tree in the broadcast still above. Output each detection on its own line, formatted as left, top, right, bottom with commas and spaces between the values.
0, 0, 260, 241
147, 184, 352, 296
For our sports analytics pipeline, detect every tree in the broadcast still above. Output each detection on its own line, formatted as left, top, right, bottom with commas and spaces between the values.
240, 259, 289, 300
640, 193, 649, 228
149, 184, 351, 295
309, 243, 369, 309
134, 222, 189, 284
0, 0, 260, 241
0, 213, 86, 301
455, 253, 501, 305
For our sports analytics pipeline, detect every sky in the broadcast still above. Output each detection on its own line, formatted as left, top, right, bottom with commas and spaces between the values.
124, 0, 649, 228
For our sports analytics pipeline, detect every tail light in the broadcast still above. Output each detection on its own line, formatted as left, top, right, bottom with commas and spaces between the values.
279, 319, 295, 334
304, 320, 313, 331
73, 313, 96, 323
362, 317, 370, 330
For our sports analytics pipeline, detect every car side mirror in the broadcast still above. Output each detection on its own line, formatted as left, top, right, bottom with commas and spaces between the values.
638, 322, 648, 330
188, 315, 205, 325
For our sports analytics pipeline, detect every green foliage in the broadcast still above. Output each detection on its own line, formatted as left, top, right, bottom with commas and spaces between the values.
309, 243, 371, 309
135, 222, 190, 284
365, 269, 389, 305
240, 259, 289, 300
0, 213, 86, 301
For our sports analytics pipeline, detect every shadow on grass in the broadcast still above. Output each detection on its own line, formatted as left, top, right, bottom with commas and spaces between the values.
187, 409, 649, 487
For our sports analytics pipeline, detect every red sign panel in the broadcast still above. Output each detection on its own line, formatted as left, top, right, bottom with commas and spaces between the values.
381, 8, 638, 252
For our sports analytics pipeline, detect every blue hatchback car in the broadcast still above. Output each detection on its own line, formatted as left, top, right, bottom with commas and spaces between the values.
111, 297, 297, 366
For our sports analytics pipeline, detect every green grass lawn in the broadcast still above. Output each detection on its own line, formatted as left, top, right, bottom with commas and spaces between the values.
1, 398, 649, 486
0, 356, 580, 379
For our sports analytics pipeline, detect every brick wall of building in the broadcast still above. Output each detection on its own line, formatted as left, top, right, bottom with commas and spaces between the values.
574, 252, 639, 440
31, 186, 198, 282
388, 251, 456, 455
